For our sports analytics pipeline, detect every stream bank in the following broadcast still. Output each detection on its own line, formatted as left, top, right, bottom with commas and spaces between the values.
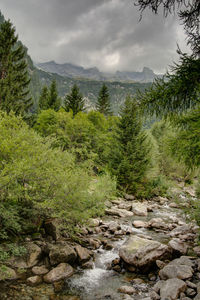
0, 185, 200, 300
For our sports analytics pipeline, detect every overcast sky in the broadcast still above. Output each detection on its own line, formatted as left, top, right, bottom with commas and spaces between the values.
0, 0, 189, 73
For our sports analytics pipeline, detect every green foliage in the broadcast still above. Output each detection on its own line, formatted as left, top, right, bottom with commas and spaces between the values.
0, 112, 116, 238
38, 85, 49, 111
96, 83, 112, 116
139, 53, 200, 117
64, 84, 85, 116
0, 19, 32, 115
110, 96, 152, 194
48, 80, 61, 111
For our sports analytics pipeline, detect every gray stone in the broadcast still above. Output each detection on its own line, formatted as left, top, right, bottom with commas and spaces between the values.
168, 238, 188, 255
125, 194, 135, 200
27, 275, 42, 286
132, 202, 148, 216
119, 236, 171, 272
49, 243, 77, 266
75, 245, 91, 263
118, 285, 136, 295
194, 294, 200, 300
43, 263, 73, 283
32, 265, 49, 275
160, 278, 186, 300
105, 208, 133, 218
159, 264, 193, 280
170, 225, 192, 238
133, 220, 148, 228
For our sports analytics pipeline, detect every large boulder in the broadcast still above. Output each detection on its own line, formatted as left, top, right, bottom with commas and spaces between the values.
170, 225, 193, 238
159, 278, 187, 300
132, 202, 147, 216
75, 245, 91, 264
159, 264, 193, 280
119, 236, 171, 272
0, 265, 18, 281
44, 218, 61, 240
168, 238, 188, 255
43, 263, 73, 283
105, 208, 133, 218
27, 243, 42, 268
49, 243, 77, 266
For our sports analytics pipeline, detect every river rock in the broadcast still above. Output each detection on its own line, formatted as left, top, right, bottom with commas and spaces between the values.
193, 246, 200, 256
118, 285, 136, 295
75, 245, 91, 263
27, 243, 42, 268
133, 220, 148, 228
44, 218, 61, 240
124, 194, 135, 200
105, 208, 133, 218
118, 202, 132, 211
170, 225, 192, 237
169, 256, 194, 267
148, 218, 168, 231
132, 202, 147, 216
108, 221, 120, 232
0, 266, 18, 281
88, 218, 100, 227
32, 265, 49, 275
49, 243, 77, 266
119, 236, 171, 272
159, 278, 187, 300
168, 238, 188, 255
159, 264, 193, 280
27, 275, 42, 286
169, 202, 179, 208
43, 263, 74, 283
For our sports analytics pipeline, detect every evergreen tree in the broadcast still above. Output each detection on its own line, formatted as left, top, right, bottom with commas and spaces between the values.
64, 84, 84, 117
0, 20, 32, 115
48, 80, 60, 111
113, 96, 151, 193
38, 85, 49, 111
96, 83, 112, 116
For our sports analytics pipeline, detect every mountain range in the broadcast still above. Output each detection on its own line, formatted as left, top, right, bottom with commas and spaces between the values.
36, 61, 162, 83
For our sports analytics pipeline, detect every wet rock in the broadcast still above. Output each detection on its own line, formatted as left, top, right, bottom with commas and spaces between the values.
105, 208, 133, 218
75, 245, 91, 263
26, 243, 42, 268
169, 202, 179, 208
132, 202, 147, 216
82, 259, 93, 269
124, 194, 135, 201
148, 218, 168, 231
150, 290, 160, 300
32, 265, 49, 275
49, 243, 77, 266
119, 236, 171, 272
44, 218, 61, 240
156, 260, 166, 269
133, 220, 148, 228
88, 218, 100, 227
168, 238, 188, 255
170, 225, 193, 238
43, 263, 74, 283
159, 278, 187, 300
0, 266, 18, 281
108, 221, 120, 232
159, 264, 193, 280
27, 275, 42, 286
118, 202, 132, 211
193, 246, 200, 256
186, 287, 196, 297
88, 238, 101, 249
118, 285, 136, 295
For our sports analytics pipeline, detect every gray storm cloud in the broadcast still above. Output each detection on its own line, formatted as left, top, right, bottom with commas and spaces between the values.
0, 0, 189, 73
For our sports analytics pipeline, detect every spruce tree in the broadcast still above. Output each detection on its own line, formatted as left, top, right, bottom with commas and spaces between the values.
64, 84, 84, 117
38, 85, 49, 111
0, 20, 32, 115
48, 80, 60, 111
115, 96, 151, 193
96, 83, 112, 116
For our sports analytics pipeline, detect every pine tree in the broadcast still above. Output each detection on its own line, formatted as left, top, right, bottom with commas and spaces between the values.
48, 80, 60, 111
64, 84, 84, 117
114, 96, 151, 193
38, 85, 49, 111
96, 83, 112, 116
0, 20, 32, 115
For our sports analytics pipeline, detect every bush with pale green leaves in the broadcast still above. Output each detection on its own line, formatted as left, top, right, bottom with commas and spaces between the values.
0, 112, 116, 239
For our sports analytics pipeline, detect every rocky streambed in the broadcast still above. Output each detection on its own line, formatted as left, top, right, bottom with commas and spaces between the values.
1, 186, 200, 300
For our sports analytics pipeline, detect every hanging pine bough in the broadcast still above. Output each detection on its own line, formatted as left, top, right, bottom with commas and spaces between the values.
137, 52, 200, 117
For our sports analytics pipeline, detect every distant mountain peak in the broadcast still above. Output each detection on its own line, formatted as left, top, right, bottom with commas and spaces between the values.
36, 61, 162, 83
